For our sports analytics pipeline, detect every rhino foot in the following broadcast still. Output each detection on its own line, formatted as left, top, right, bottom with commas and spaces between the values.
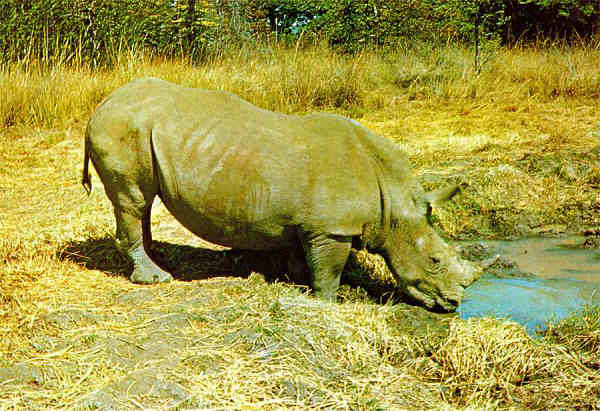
128, 244, 173, 284
130, 267, 173, 284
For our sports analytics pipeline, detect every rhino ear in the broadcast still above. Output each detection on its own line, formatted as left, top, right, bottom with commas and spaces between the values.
424, 183, 465, 207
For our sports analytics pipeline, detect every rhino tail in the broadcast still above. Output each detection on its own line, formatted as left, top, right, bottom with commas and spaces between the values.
82, 131, 92, 196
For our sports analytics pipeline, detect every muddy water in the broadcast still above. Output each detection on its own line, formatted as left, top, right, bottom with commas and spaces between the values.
457, 237, 600, 334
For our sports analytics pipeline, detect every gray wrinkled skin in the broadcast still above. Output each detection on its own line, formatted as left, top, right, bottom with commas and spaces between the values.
82, 78, 481, 312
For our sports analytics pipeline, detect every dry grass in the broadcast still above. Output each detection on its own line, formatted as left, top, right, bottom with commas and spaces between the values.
1, 42, 600, 409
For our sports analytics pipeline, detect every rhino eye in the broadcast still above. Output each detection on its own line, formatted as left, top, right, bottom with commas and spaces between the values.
430, 256, 441, 265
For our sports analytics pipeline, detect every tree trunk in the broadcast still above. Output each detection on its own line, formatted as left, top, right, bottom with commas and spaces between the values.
186, 0, 196, 49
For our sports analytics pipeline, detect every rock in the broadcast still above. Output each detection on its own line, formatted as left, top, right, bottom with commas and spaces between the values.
457, 242, 537, 278
457, 242, 495, 261
583, 229, 600, 249
531, 224, 567, 236
480, 254, 535, 278
558, 230, 600, 249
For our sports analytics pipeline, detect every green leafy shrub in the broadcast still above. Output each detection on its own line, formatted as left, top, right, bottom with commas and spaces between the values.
0, 0, 598, 65
0, 0, 251, 66
244, 0, 599, 49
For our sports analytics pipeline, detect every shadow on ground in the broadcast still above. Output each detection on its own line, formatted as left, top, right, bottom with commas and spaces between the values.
58, 237, 401, 303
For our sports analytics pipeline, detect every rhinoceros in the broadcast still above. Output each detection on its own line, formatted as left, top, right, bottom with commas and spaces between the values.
82, 77, 480, 312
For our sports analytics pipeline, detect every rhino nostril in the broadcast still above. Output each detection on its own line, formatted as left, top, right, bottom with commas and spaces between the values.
430, 256, 441, 265
446, 297, 459, 307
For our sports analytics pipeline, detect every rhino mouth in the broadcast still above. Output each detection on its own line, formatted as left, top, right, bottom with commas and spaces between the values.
384, 252, 479, 312
406, 283, 462, 313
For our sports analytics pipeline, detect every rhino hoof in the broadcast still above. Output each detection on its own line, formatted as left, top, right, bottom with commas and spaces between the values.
130, 268, 173, 284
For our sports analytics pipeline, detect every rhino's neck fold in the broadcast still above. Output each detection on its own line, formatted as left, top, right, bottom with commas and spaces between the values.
374, 166, 392, 248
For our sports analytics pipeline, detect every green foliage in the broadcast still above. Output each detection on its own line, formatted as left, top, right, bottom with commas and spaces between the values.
508, 0, 598, 42
243, 0, 599, 50
0, 0, 597, 65
242, 0, 440, 51
434, 0, 507, 42
0, 0, 251, 65
433, 0, 599, 44
315, 0, 437, 52
244, 0, 325, 39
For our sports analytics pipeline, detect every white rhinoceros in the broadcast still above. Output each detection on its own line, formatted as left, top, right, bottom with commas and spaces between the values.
82, 78, 480, 312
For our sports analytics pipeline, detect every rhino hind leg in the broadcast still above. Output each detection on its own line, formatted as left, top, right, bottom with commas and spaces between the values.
87, 128, 173, 284
114, 206, 173, 284
299, 231, 352, 301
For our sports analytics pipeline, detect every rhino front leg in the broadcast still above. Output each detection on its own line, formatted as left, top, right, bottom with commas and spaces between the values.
299, 231, 352, 302
115, 207, 173, 284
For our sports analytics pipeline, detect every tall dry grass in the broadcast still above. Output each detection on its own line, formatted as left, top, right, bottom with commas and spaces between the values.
2, 41, 600, 129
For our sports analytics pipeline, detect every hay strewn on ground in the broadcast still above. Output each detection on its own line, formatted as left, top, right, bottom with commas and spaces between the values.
1, 44, 600, 409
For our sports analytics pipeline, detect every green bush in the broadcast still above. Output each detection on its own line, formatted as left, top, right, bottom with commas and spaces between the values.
507, 0, 598, 43
0, 0, 597, 65
316, 0, 437, 52
244, 0, 599, 49
434, 0, 599, 44
0, 0, 251, 65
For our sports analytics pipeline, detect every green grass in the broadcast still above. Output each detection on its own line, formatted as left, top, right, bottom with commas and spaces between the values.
1, 42, 600, 409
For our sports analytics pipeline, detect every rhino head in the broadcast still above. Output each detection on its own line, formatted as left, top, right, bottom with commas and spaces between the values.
380, 184, 481, 312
